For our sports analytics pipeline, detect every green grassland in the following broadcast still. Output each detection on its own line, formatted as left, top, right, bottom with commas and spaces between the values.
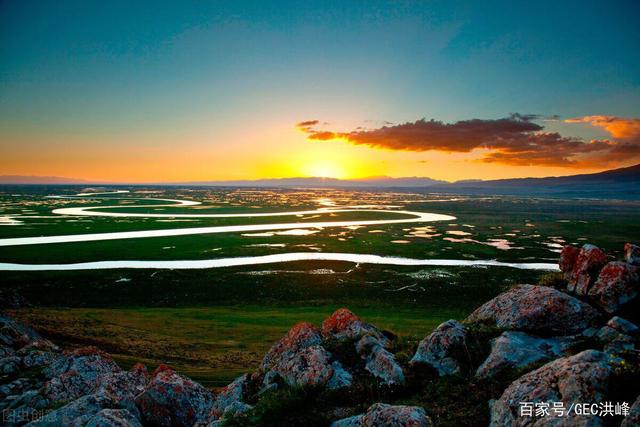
1, 262, 549, 387
5, 304, 467, 388
1, 186, 639, 390
1, 188, 638, 264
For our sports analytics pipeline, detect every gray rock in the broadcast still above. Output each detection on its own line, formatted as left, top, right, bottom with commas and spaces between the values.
596, 325, 620, 343
607, 316, 639, 335
0, 316, 44, 351
134, 365, 214, 427
559, 245, 580, 280
410, 319, 467, 376
624, 243, 640, 266
331, 403, 432, 427
321, 309, 389, 347
260, 322, 351, 389
327, 361, 354, 389
592, 321, 636, 354
0, 378, 36, 402
220, 400, 252, 419
331, 415, 364, 427
580, 327, 599, 338
43, 347, 122, 402
362, 344, 404, 386
96, 363, 148, 419
0, 356, 21, 376
4, 389, 49, 425
266, 344, 336, 388
622, 394, 640, 427
476, 331, 574, 379
466, 284, 601, 334
85, 409, 143, 427
0, 345, 15, 359
260, 322, 322, 372
604, 334, 635, 354
260, 370, 280, 390
27, 393, 113, 426
490, 350, 617, 426
17, 340, 61, 369
354, 334, 380, 356
568, 244, 608, 295
355, 334, 403, 386
209, 374, 249, 420
588, 261, 640, 314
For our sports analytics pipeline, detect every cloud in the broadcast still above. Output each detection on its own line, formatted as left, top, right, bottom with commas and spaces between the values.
297, 114, 640, 167
296, 120, 320, 129
565, 116, 640, 141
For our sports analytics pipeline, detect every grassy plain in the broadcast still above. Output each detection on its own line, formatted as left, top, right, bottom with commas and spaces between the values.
5, 305, 466, 387
1, 186, 639, 388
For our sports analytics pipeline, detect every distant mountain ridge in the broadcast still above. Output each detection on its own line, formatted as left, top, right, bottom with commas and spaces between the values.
1, 164, 639, 198
450, 163, 640, 187
179, 176, 448, 188
0, 175, 94, 184
431, 163, 640, 197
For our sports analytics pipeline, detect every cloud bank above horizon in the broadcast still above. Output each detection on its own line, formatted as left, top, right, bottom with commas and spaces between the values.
297, 115, 640, 168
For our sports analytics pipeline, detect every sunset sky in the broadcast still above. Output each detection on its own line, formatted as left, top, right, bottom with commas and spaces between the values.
1, 1, 639, 182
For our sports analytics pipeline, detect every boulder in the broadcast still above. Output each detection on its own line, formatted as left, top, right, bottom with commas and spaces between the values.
0, 377, 35, 402
361, 344, 404, 386
410, 320, 467, 376
326, 361, 354, 389
265, 345, 341, 388
44, 347, 122, 402
0, 344, 14, 359
622, 394, 640, 427
596, 325, 620, 343
559, 245, 580, 280
27, 393, 114, 426
134, 365, 214, 427
96, 363, 148, 418
490, 350, 617, 426
354, 335, 403, 386
221, 400, 252, 417
210, 374, 249, 419
0, 356, 21, 376
331, 403, 432, 427
321, 309, 388, 346
4, 389, 49, 424
588, 261, 640, 313
475, 331, 574, 379
606, 316, 638, 335
86, 409, 143, 427
17, 341, 60, 369
604, 334, 635, 354
624, 243, 640, 266
0, 316, 45, 352
568, 244, 608, 295
260, 322, 322, 371
466, 284, 600, 335
260, 322, 351, 389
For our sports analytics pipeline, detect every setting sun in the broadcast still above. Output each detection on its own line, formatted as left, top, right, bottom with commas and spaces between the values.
302, 160, 346, 179
1, 3, 639, 425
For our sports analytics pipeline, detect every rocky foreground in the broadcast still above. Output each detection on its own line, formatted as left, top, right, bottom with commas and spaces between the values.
1, 244, 640, 426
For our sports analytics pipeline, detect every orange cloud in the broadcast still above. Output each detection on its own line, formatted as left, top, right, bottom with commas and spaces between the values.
565, 116, 640, 140
297, 114, 640, 167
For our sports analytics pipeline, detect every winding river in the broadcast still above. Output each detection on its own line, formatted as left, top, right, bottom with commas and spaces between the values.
0, 192, 559, 271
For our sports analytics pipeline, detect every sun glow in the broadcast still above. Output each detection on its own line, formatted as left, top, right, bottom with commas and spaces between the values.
302, 161, 346, 179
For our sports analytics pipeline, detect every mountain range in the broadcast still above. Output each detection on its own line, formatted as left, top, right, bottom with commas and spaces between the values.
1, 164, 639, 198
